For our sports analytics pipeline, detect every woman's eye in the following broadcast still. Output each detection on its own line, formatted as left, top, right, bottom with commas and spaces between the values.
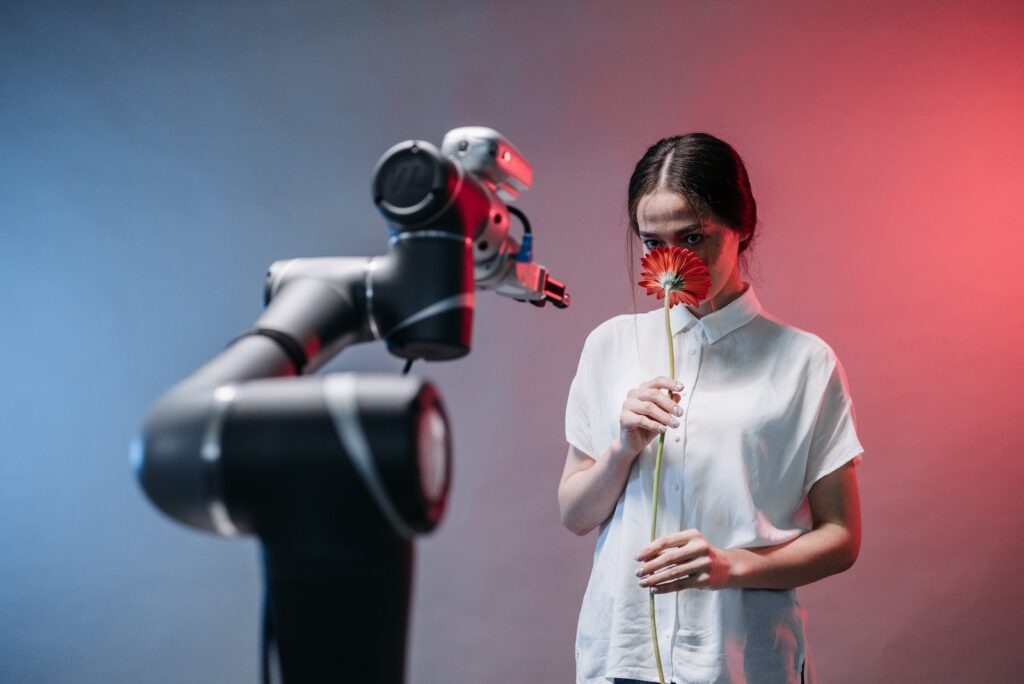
643, 235, 702, 250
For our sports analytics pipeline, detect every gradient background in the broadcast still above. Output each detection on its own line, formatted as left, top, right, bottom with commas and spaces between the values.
2, 1, 1023, 682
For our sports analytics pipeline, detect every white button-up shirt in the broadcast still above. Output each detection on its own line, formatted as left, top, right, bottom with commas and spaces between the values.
564, 283, 864, 684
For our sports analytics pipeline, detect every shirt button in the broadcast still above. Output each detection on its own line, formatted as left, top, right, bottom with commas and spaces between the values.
690, 348, 697, 356
674, 435, 680, 442
672, 484, 680, 491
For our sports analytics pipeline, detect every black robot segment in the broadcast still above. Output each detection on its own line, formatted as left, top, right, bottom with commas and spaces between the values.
132, 126, 569, 683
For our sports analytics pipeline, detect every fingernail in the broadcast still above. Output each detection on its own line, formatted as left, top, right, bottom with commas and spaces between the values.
673, 406, 683, 416
674, 382, 683, 390
635, 566, 644, 577
670, 418, 680, 427
659, 424, 667, 432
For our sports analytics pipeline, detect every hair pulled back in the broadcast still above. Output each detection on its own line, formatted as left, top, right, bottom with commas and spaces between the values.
625, 132, 759, 308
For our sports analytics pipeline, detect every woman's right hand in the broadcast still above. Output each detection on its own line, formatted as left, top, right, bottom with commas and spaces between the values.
613, 376, 684, 463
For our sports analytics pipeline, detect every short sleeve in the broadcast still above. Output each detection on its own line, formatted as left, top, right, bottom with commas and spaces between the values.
803, 354, 865, 496
565, 335, 594, 458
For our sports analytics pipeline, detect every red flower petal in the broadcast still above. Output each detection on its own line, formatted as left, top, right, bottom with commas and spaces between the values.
637, 246, 712, 307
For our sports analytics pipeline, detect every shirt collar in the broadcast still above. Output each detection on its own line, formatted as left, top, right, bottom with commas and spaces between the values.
668, 282, 762, 344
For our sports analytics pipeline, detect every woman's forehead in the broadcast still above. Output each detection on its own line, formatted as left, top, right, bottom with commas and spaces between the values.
638, 191, 699, 232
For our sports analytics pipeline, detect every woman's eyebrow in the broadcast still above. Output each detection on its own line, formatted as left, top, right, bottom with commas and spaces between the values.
639, 223, 701, 238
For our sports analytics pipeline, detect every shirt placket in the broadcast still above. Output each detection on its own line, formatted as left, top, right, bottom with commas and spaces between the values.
667, 326, 702, 524
666, 324, 704, 681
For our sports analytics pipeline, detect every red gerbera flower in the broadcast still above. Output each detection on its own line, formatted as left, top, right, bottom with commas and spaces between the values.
638, 246, 712, 307
637, 244, 712, 684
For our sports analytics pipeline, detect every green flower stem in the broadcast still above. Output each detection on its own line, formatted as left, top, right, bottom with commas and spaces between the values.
648, 293, 675, 684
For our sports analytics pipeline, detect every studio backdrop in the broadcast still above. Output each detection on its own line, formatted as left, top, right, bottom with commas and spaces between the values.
1, 1, 1022, 682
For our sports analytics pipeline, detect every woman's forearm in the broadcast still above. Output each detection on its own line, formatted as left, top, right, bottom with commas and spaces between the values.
559, 439, 636, 536
725, 521, 859, 589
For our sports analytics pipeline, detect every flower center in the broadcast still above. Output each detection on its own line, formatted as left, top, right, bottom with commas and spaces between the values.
658, 272, 683, 291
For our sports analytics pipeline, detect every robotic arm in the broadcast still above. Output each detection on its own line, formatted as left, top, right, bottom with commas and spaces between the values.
133, 127, 568, 683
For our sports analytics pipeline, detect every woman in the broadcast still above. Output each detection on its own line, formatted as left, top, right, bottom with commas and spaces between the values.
558, 133, 863, 684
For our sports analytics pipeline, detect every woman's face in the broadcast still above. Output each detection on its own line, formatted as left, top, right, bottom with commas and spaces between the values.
636, 189, 746, 310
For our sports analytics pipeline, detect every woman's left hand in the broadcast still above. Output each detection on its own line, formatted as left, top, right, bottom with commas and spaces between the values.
635, 529, 736, 593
